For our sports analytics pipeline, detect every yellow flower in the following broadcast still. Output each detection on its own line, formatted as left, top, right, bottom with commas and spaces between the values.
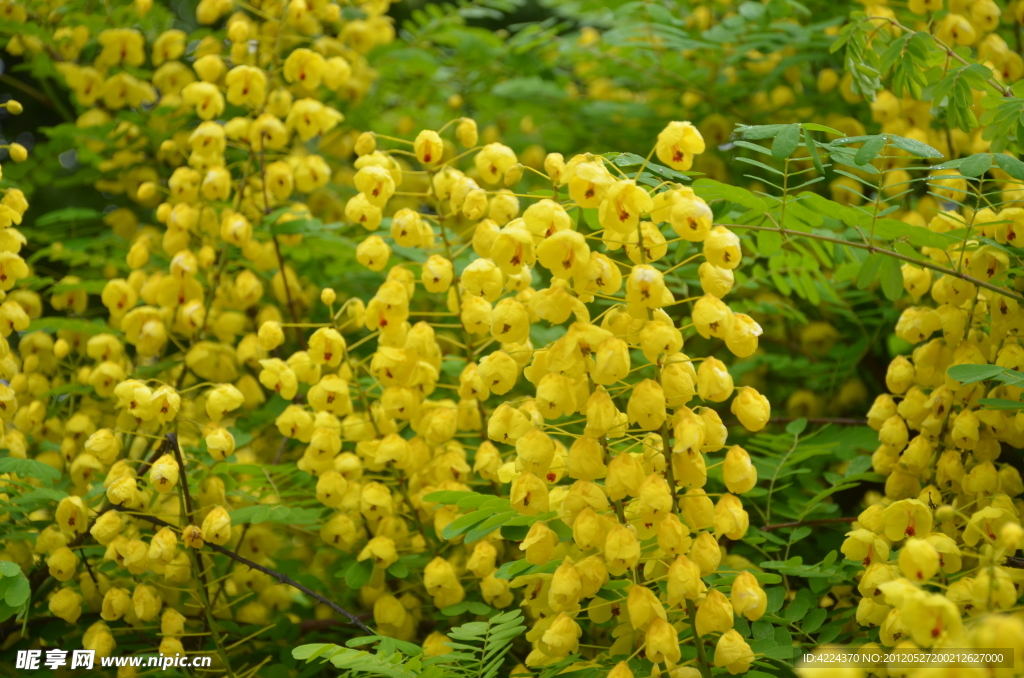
549, 561, 582, 613
841, 529, 890, 567
731, 571, 767, 621
627, 583, 666, 630
49, 587, 83, 624
358, 536, 399, 569
882, 499, 933, 542
46, 547, 78, 582
598, 180, 654, 234
205, 384, 245, 422
693, 295, 734, 339
697, 357, 734, 402
646, 617, 682, 666
670, 195, 713, 241
898, 537, 939, 583
627, 379, 666, 430
56, 496, 89, 535
703, 226, 742, 269
714, 494, 749, 540
540, 613, 582, 657
605, 523, 641, 575
201, 507, 232, 546
511, 472, 549, 516
722, 446, 757, 494
149, 454, 179, 494
714, 630, 754, 674
475, 143, 518, 184
566, 156, 614, 208
656, 121, 705, 170
731, 387, 770, 431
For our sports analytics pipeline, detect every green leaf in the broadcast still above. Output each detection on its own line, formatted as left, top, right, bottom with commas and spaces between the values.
441, 602, 470, 616
344, 559, 374, 590
855, 253, 884, 289
958, 153, 992, 177
889, 134, 942, 159
757, 229, 783, 256
805, 129, 825, 177
771, 124, 801, 160
854, 136, 886, 166
493, 559, 535, 581
0, 457, 61, 484
442, 509, 493, 540
693, 179, 768, 214
229, 505, 322, 525
801, 123, 846, 136
35, 207, 102, 226
947, 364, 1007, 384
879, 256, 904, 301
785, 418, 807, 435
803, 608, 827, 633
3, 575, 29, 607
738, 124, 790, 140
994, 152, 1024, 181
26, 317, 112, 336
978, 398, 1024, 410
764, 645, 796, 660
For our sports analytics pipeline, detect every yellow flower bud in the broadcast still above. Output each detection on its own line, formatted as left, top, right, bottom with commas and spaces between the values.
605, 523, 640, 575
549, 561, 582, 613
646, 617, 682, 666
149, 454, 179, 494
714, 629, 754, 674
49, 587, 83, 623
456, 118, 478, 147
9, 143, 28, 163
695, 588, 734, 636
723, 446, 757, 494
703, 226, 742, 270
731, 571, 767, 621
627, 379, 666, 430
521, 521, 559, 565
689, 530, 721, 575
697, 357, 734, 402
731, 387, 770, 431
47, 546, 79, 582
511, 472, 549, 516
101, 587, 131, 621
201, 506, 232, 546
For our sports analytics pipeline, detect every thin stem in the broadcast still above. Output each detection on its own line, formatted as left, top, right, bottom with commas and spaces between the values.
686, 598, 712, 678
760, 517, 856, 531
717, 222, 1022, 301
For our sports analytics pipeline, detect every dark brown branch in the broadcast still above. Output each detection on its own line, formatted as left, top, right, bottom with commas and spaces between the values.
114, 508, 372, 634
761, 517, 857, 531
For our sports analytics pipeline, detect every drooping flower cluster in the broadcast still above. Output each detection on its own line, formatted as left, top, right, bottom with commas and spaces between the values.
311, 118, 777, 676
838, 192, 1024, 663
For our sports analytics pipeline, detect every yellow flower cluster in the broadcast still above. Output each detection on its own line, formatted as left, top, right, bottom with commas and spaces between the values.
323, 119, 776, 676
2, 0, 390, 219
836, 195, 1024, 665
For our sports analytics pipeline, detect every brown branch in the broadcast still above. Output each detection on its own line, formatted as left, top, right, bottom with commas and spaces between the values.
760, 517, 857, 531
114, 508, 373, 635
717, 222, 1024, 302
